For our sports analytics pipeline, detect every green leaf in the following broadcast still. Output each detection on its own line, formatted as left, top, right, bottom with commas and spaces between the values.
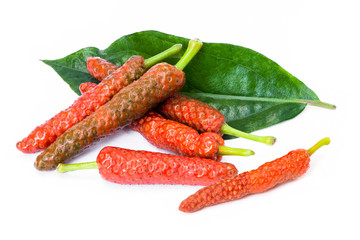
42, 30, 334, 134
42, 47, 105, 95
181, 92, 307, 135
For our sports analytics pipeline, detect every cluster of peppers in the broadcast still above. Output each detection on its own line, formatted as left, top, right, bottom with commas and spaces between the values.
16, 39, 330, 213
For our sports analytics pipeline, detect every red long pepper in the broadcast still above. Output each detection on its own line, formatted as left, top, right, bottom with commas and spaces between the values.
130, 111, 254, 161
57, 147, 238, 186
179, 137, 330, 213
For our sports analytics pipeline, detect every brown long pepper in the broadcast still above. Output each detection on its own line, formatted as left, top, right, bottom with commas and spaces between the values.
34, 39, 202, 170
16, 44, 182, 153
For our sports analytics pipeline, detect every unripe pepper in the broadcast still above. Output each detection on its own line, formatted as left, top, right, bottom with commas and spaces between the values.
86, 58, 276, 146
16, 44, 182, 153
57, 147, 238, 186
34, 39, 203, 170
179, 137, 330, 213
130, 111, 254, 161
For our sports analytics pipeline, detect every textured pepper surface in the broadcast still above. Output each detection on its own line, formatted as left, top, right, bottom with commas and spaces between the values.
87, 57, 119, 81
179, 149, 310, 212
79, 82, 97, 94
35, 63, 185, 170
158, 93, 225, 133
80, 84, 224, 160
130, 111, 224, 161
97, 147, 238, 185
87, 59, 226, 134
16, 56, 145, 153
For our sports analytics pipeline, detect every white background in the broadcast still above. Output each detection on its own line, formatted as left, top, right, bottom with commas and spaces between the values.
1, 0, 359, 239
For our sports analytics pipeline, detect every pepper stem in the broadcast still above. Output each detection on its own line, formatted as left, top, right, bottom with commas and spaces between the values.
175, 39, 203, 71
57, 161, 98, 173
144, 44, 183, 69
220, 123, 276, 146
218, 145, 255, 156
307, 137, 330, 156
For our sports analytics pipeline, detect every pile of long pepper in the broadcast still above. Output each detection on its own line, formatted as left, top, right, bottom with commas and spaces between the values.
17, 38, 330, 213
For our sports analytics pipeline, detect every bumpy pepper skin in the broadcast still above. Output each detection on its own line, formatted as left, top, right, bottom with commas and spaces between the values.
86, 59, 225, 134
179, 149, 310, 212
158, 93, 225, 133
80, 84, 224, 160
97, 147, 238, 186
16, 56, 145, 153
86, 57, 277, 147
130, 111, 224, 161
79, 82, 97, 94
87, 57, 119, 81
35, 63, 185, 170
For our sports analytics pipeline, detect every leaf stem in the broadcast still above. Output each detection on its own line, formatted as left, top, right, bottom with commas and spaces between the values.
307, 137, 330, 156
57, 162, 98, 173
218, 145, 255, 156
296, 100, 336, 109
220, 123, 276, 145
182, 92, 336, 110
144, 44, 183, 69
175, 39, 203, 71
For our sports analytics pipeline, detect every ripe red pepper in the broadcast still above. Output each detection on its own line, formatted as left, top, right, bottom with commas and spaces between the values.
179, 137, 330, 213
87, 57, 119, 81
35, 40, 202, 170
79, 82, 97, 94
16, 44, 182, 154
86, 58, 276, 146
87, 57, 120, 81
130, 111, 254, 161
57, 147, 238, 186
158, 93, 276, 145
